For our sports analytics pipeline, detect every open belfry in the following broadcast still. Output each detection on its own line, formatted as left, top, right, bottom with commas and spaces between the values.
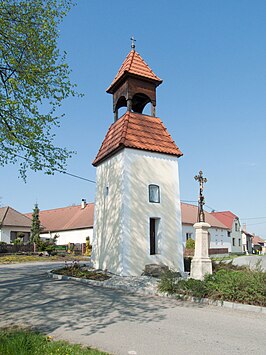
92, 42, 184, 276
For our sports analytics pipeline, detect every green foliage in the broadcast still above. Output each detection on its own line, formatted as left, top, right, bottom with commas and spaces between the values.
0, 0, 79, 179
37, 235, 58, 254
204, 268, 266, 306
186, 238, 195, 250
158, 265, 266, 306
30, 203, 41, 243
13, 237, 23, 245
53, 263, 111, 281
158, 269, 180, 294
0, 328, 109, 354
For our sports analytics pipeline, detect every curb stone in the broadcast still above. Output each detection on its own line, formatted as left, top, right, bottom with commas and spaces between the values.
47, 271, 266, 314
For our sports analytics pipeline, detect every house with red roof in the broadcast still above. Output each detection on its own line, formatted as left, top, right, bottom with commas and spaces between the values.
181, 203, 230, 253
0, 206, 32, 243
252, 235, 266, 254
211, 211, 242, 253
25, 199, 94, 246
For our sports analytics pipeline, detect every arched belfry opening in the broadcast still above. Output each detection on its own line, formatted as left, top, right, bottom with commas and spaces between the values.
106, 48, 162, 121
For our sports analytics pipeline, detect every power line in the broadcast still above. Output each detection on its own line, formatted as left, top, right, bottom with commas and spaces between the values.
3, 150, 96, 184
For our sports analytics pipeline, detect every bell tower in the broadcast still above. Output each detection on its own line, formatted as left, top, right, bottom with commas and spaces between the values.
106, 39, 162, 121
92, 43, 184, 276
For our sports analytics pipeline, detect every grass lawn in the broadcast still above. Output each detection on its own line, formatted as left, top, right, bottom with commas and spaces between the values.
0, 328, 109, 355
0, 254, 89, 264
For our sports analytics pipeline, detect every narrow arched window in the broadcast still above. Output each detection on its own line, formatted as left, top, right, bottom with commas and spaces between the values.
149, 184, 160, 203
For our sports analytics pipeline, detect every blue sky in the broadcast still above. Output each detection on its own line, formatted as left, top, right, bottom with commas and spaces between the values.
2, 0, 266, 237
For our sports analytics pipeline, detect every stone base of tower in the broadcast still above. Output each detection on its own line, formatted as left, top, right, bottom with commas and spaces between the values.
190, 222, 212, 280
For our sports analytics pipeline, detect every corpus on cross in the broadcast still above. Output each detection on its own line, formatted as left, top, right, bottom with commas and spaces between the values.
194, 170, 207, 222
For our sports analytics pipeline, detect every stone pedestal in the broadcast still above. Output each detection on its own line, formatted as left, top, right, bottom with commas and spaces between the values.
190, 222, 212, 280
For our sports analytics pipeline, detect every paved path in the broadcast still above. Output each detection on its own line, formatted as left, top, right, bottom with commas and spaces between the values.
0, 263, 265, 355
232, 255, 266, 271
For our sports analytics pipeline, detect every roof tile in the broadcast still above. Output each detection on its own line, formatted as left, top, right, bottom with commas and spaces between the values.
107, 50, 162, 92
93, 112, 182, 166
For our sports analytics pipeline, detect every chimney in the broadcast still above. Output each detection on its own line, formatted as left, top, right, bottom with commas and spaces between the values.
243, 223, 246, 232
81, 199, 86, 209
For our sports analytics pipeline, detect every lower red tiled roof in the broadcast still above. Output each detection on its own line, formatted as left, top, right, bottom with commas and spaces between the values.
181, 203, 228, 229
211, 211, 238, 229
93, 112, 183, 166
25, 203, 94, 232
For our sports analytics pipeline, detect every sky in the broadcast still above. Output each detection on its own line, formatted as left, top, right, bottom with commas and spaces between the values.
1, 0, 266, 237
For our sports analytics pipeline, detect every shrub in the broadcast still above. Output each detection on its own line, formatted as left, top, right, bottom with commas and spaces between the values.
158, 269, 180, 294
186, 238, 195, 250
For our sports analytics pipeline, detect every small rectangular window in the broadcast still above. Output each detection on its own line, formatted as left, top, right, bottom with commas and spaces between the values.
150, 218, 160, 255
233, 238, 235, 246
235, 223, 238, 232
149, 184, 160, 203
186, 232, 192, 241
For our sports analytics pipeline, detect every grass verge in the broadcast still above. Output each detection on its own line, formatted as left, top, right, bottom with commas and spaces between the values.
0, 328, 109, 355
158, 262, 266, 307
0, 255, 89, 264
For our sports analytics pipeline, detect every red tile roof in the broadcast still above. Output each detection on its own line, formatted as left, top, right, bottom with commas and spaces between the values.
252, 235, 266, 245
181, 203, 228, 229
25, 203, 94, 233
211, 211, 238, 229
93, 111, 183, 166
107, 50, 162, 92
0, 206, 32, 228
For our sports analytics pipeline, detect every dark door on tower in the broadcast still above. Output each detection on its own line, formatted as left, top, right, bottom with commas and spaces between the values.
150, 218, 156, 255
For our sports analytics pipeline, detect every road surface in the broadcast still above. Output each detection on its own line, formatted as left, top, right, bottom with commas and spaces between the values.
0, 262, 265, 355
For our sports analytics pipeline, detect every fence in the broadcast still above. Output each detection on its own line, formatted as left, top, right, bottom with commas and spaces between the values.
0, 244, 34, 254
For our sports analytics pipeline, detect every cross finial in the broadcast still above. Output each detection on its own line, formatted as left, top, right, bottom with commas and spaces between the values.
130, 36, 136, 50
194, 170, 208, 222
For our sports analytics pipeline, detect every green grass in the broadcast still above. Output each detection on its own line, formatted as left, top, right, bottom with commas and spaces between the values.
0, 328, 109, 355
158, 263, 266, 307
0, 255, 89, 264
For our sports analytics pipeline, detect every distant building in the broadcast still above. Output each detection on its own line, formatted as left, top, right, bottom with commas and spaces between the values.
0, 206, 32, 243
252, 235, 266, 255
25, 200, 94, 245
181, 203, 230, 253
241, 229, 253, 254
211, 211, 242, 253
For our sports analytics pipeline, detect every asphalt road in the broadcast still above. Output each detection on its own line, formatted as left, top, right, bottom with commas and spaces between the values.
0, 262, 265, 355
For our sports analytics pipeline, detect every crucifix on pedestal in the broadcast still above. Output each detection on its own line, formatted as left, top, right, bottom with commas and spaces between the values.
194, 170, 207, 222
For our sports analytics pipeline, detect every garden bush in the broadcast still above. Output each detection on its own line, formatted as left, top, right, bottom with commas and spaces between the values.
158, 265, 266, 307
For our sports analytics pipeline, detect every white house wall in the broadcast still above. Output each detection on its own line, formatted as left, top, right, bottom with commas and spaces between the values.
92, 151, 123, 274
230, 219, 242, 253
122, 148, 183, 275
0, 226, 31, 243
40, 228, 93, 245
182, 224, 231, 252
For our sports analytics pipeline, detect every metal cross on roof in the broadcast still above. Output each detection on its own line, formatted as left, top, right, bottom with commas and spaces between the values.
130, 36, 136, 50
194, 170, 208, 222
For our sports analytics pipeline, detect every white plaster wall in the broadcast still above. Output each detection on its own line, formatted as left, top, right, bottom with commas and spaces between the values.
92, 151, 123, 274
0, 226, 31, 243
122, 148, 183, 275
40, 228, 93, 245
182, 224, 231, 252
231, 219, 243, 253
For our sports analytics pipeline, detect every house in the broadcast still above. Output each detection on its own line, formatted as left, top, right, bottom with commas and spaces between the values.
92, 47, 184, 276
252, 235, 266, 255
211, 211, 243, 253
181, 203, 230, 253
241, 230, 253, 254
25, 200, 94, 245
0, 206, 32, 243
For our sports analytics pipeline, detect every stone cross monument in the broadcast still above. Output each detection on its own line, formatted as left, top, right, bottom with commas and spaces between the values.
190, 170, 212, 280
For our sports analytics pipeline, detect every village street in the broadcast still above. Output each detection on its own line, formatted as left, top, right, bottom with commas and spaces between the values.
0, 262, 265, 355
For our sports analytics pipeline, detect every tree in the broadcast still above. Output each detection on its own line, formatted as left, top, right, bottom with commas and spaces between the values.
0, 0, 78, 179
30, 203, 41, 244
